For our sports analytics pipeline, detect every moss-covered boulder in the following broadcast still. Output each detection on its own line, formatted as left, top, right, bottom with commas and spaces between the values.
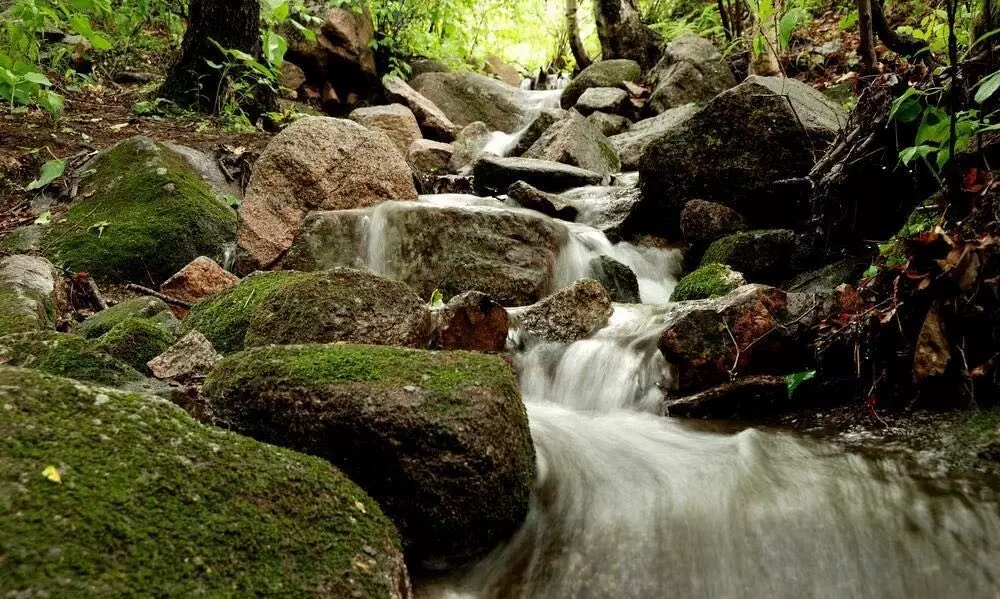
97, 317, 173, 372
0, 367, 409, 597
42, 137, 237, 285
0, 331, 142, 386
522, 112, 621, 176
700, 229, 797, 283
180, 269, 431, 354
670, 263, 746, 302
0, 255, 64, 337
203, 343, 535, 569
561, 59, 642, 109
75, 296, 179, 339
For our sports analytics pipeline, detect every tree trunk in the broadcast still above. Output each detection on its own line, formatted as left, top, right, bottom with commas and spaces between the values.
566, 0, 592, 72
160, 0, 274, 115
594, 0, 663, 70
857, 0, 877, 72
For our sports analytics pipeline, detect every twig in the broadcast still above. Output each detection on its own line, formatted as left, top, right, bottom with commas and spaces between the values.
85, 275, 108, 310
124, 283, 192, 308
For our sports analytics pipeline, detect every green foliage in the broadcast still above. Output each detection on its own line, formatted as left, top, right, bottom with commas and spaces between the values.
785, 369, 815, 396
25, 158, 65, 190
896, 6, 972, 55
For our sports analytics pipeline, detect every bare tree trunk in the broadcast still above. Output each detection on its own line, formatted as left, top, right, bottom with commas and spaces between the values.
857, 0, 877, 72
594, 0, 662, 69
749, 0, 783, 75
566, 0, 592, 72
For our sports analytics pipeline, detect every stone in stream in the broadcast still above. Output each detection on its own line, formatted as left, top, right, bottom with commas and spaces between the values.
670, 262, 746, 302
0, 255, 65, 337
159, 256, 240, 313
507, 180, 579, 221
560, 59, 642, 109
75, 296, 179, 339
699, 229, 798, 283
449, 121, 492, 172
147, 331, 222, 381
384, 75, 459, 141
679, 199, 747, 245
509, 279, 613, 343
179, 268, 431, 354
409, 71, 534, 133
237, 116, 418, 270
522, 112, 621, 175
0, 367, 409, 597
348, 103, 423, 157
407, 139, 454, 174
639, 76, 846, 236
575, 87, 629, 116
473, 155, 603, 195
586, 111, 631, 137
433, 290, 509, 352
40, 137, 237, 285
0, 331, 143, 387
660, 374, 789, 419
511, 107, 568, 156
203, 343, 535, 569
610, 103, 698, 171
590, 255, 641, 303
648, 33, 737, 113
562, 185, 644, 243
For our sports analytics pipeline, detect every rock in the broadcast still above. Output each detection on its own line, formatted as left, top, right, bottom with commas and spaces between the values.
586, 111, 631, 136
648, 33, 737, 113
784, 258, 867, 293
575, 87, 629, 117
562, 185, 645, 242
410, 72, 531, 133
0, 224, 44, 253
409, 57, 449, 77
433, 290, 509, 351
0, 367, 408, 597
561, 59, 642, 109
473, 155, 603, 195
523, 112, 621, 175
279, 60, 306, 94
590, 255, 641, 303
449, 121, 492, 172
160, 256, 240, 310
42, 137, 237, 285
661, 375, 789, 418
509, 279, 613, 343
610, 104, 698, 171
180, 269, 431, 354
237, 116, 417, 270
700, 229, 796, 283
348, 103, 423, 157
639, 76, 847, 235
0, 255, 64, 336
670, 263, 745, 302
408, 139, 454, 174
96, 318, 173, 373
485, 55, 522, 86
0, 331, 142, 387
75, 296, 179, 339
384, 76, 459, 142
511, 108, 568, 157
280, 209, 368, 272
147, 331, 222, 380
679, 199, 747, 245
203, 344, 535, 568
507, 180, 579, 220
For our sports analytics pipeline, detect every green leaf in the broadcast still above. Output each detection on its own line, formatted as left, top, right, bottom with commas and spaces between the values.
786, 370, 816, 396
69, 14, 113, 51
39, 90, 64, 119
21, 72, 51, 86
26, 159, 66, 191
890, 87, 923, 123
863, 265, 878, 278
290, 19, 317, 43
34, 210, 52, 226
430, 289, 445, 308
264, 31, 287, 67
839, 10, 858, 30
974, 69, 1000, 104
899, 144, 936, 166
779, 8, 808, 50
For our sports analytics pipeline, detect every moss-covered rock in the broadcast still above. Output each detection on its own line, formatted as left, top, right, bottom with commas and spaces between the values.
42, 137, 237, 285
0, 255, 64, 337
0, 367, 408, 597
700, 229, 796, 283
97, 317, 173, 372
0, 331, 142, 386
75, 296, 179, 339
203, 343, 535, 569
670, 263, 745, 302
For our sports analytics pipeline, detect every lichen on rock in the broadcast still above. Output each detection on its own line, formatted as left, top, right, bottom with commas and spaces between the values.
670, 263, 745, 302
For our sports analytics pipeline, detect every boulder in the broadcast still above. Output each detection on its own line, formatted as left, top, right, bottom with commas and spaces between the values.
449, 121, 492, 172
348, 103, 423, 157
0, 225, 43, 253
410, 72, 531, 133
42, 137, 237, 285
610, 103, 698, 171
575, 87, 629, 116
679, 199, 747, 245
147, 331, 222, 381
278, 61, 306, 95
384, 76, 459, 141
523, 112, 621, 175
408, 139, 454, 173
473, 155, 603, 195
485, 55, 523, 86
784, 258, 867, 293
511, 108, 568, 157
160, 256, 240, 310
648, 33, 737, 113
0, 331, 142, 387
433, 290, 510, 351
700, 229, 797, 283
237, 117, 417, 270
75, 296, 179, 339
509, 279, 613, 343
179, 269, 431, 354
0, 255, 64, 337
590, 255, 641, 303
670, 263, 746, 302
507, 180, 579, 220
280, 209, 368, 272
408, 57, 449, 78
586, 112, 631, 136
562, 185, 643, 242
203, 344, 535, 568
0, 367, 408, 597
639, 76, 847, 236
96, 317, 173, 373
561, 59, 642, 109
661, 375, 789, 418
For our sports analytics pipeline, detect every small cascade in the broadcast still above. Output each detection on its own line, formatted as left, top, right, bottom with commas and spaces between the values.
219, 241, 237, 273
481, 89, 563, 159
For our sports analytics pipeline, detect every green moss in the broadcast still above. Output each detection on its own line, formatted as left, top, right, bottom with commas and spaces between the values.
42, 137, 237, 285
598, 137, 622, 171
76, 296, 178, 339
0, 331, 143, 386
0, 225, 43, 253
0, 367, 404, 597
699, 229, 795, 282
671, 262, 743, 301
0, 288, 46, 337
878, 202, 943, 266
97, 317, 173, 372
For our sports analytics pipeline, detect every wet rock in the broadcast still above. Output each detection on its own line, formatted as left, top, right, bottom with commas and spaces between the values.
648, 33, 736, 113
784, 258, 867, 293
0, 255, 65, 336
160, 256, 240, 312
509, 279, 613, 343
410, 72, 532, 133
203, 344, 534, 568
147, 331, 222, 381
75, 296, 179, 339
507, 180, 579, 220
0, 367, 408, 597
700, 229, 797, 283
408, 139, 454, 174
561, 59, 642, 109
384, 76, 459, 141
96, 317, 173, 373
511, 108, 568, 156
610, 103, 697, 170
449, 121, 492, 172
237, 117, 417, 270
670, 263, 745, 301
473, 155, 603, 195
280, 209, 368, 272
661, 375, 788, 418
563, 185, 644, 242
679, 199, 747, 245
575, 87, 629, 116
590, 255, 641, 303
41, 137, 237, 285
348, 103, 423, 157
523, 112, 621, 175
0, 331, 142, 387
433, 290, 509, 351
639, 76, 847, 235
586, 112, 631, 137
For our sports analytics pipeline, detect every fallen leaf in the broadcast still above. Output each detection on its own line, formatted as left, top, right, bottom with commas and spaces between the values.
42, 465, 61, 483
913, 302, 951, 382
